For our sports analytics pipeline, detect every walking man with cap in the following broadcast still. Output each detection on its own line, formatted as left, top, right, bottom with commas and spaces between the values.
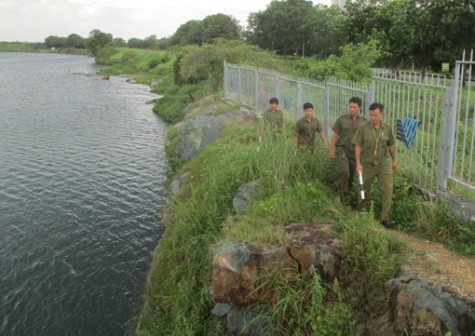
352, 102, 397, 228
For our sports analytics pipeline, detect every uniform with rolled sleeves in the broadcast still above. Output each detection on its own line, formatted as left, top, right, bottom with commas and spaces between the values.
332, 114, 366, 201
351, 121, 395, 221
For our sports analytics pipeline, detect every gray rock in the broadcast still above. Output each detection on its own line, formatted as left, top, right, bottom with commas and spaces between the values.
211, 303, 232, 318
175, 104, 257, 161
169, 171, 190, 196
227, 308, 274, 336
233, 180, 260, 213
385, 270, 475, 336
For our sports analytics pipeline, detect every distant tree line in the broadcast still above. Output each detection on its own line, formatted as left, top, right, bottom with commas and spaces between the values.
243, 0, 475, 71
40, 0, 475, 71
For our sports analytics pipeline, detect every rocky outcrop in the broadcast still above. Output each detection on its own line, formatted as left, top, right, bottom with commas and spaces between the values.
210, 224, 342, 306
175, 102, 257, 161
232, 180, 261, 214
211, 224, 475, 336
383, 270, 475, 336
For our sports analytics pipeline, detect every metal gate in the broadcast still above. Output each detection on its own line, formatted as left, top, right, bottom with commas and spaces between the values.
439, 50, 475, 195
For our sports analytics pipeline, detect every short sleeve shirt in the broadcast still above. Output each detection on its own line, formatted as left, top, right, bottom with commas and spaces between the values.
332, 114, 366, 152
294, 117, 323, 149
352, 121, 395, 166
262, 108, 284, 135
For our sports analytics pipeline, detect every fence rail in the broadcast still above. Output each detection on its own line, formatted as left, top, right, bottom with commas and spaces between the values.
224, 55, 475, 199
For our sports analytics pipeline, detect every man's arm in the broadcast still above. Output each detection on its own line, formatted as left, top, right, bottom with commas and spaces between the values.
388, 144, 397, 171
355, 145, 362, 173
329, 133, 340, 158
319, 131, 329, 149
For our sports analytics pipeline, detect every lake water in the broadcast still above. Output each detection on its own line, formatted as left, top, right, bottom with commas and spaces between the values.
0, 53, 167, 335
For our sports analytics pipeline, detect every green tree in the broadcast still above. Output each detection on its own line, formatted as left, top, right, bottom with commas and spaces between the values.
44, 35, 67, 49
87, 29, 113, 56
66, 33, 86, 48
170, 20, 203, 45
127, 37, 145, 49
201, 13, 241, 44
305, 5, 346, 58
113, 38, 127, 47
143, 35, 159, 49
246, 0, 314, 56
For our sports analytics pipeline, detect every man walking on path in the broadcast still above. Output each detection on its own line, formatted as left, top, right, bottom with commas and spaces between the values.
352, 102, 397, 228
259, 97, 286, 142
293, 102, 329, 153
329, 97, 366, 206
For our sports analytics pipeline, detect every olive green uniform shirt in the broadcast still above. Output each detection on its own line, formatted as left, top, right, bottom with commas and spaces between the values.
351, 121, 395, 166
262, 108, 284, 136
332, 114, 366, 158
294, 117, 323, 150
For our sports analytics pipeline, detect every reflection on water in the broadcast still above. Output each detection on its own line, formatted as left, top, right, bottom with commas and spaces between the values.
0, 53, 167, 335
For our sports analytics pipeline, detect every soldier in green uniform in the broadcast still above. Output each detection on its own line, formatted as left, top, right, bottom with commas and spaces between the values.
259, 97, 286, 142
329, 97, 366, 206
293, 102, 329, 152
352, 102, 397, 228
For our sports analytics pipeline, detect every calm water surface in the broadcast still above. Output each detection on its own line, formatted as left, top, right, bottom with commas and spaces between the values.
0, 53, 167, 335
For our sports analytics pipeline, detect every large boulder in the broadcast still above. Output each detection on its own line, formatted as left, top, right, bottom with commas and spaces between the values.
175, 103, 257, 161
384, 270, 475, 336
210, 224, 342, 306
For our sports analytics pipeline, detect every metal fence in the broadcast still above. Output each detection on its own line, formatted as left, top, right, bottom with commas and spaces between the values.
224, 54, 475, 199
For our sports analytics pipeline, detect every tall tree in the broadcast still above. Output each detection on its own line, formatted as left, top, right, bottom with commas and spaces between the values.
170, 20, 203, 45
246, 0, 314, 56
87, 29, 113, 56
201, 13, 241, 44
66, 34, 86, 48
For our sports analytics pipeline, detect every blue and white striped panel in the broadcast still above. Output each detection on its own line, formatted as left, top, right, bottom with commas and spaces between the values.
396, 118, 419, 149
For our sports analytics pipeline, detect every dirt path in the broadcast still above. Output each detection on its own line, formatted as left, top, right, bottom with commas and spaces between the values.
388, 229, 475, 303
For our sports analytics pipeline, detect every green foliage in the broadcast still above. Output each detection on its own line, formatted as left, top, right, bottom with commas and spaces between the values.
178, 39, 290, 89
136, 124, 258, 335
87, 29, 113, 56
338, 212, 406, 317
292, 40, 383, 81
0, 42, 40, 52
252, 271, 360, 335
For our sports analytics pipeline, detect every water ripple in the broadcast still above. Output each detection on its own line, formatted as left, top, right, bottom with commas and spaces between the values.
0, 53, 167, 336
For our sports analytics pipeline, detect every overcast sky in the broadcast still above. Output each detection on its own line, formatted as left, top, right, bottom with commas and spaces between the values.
0, 0, 332, 42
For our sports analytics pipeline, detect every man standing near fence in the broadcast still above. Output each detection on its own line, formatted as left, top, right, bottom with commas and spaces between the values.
352, 102, 397, 228
259, 97, 286, 142
329, 97, 366, 206
293, 102, 329, 152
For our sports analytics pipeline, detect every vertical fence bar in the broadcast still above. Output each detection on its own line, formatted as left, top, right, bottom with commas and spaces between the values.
254, 68, 259, 109
325, 85, 331, 138
438, 88, 455, 191
224, 61, 229, 99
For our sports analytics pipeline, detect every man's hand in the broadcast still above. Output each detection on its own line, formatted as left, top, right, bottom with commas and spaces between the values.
356, 163, 363, 174
328, 148, 335, 159
392, 160, 397, 172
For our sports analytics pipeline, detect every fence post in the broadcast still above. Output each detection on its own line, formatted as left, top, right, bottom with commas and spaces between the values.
237, 67, 242, 103
297, 81, 302, 121
366, 78, 376, 115
275, 74, 281, 102
255, 67, 259, 109
324, 85, 330, 138
437, 87, 456, 192
223, 61, 228, 100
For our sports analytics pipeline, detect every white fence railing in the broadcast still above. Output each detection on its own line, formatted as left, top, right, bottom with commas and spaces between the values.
224, 56, 475, 198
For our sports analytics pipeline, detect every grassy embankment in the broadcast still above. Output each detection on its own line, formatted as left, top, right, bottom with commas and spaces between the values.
94, 43, 474, 335
0, 41, 91, 55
